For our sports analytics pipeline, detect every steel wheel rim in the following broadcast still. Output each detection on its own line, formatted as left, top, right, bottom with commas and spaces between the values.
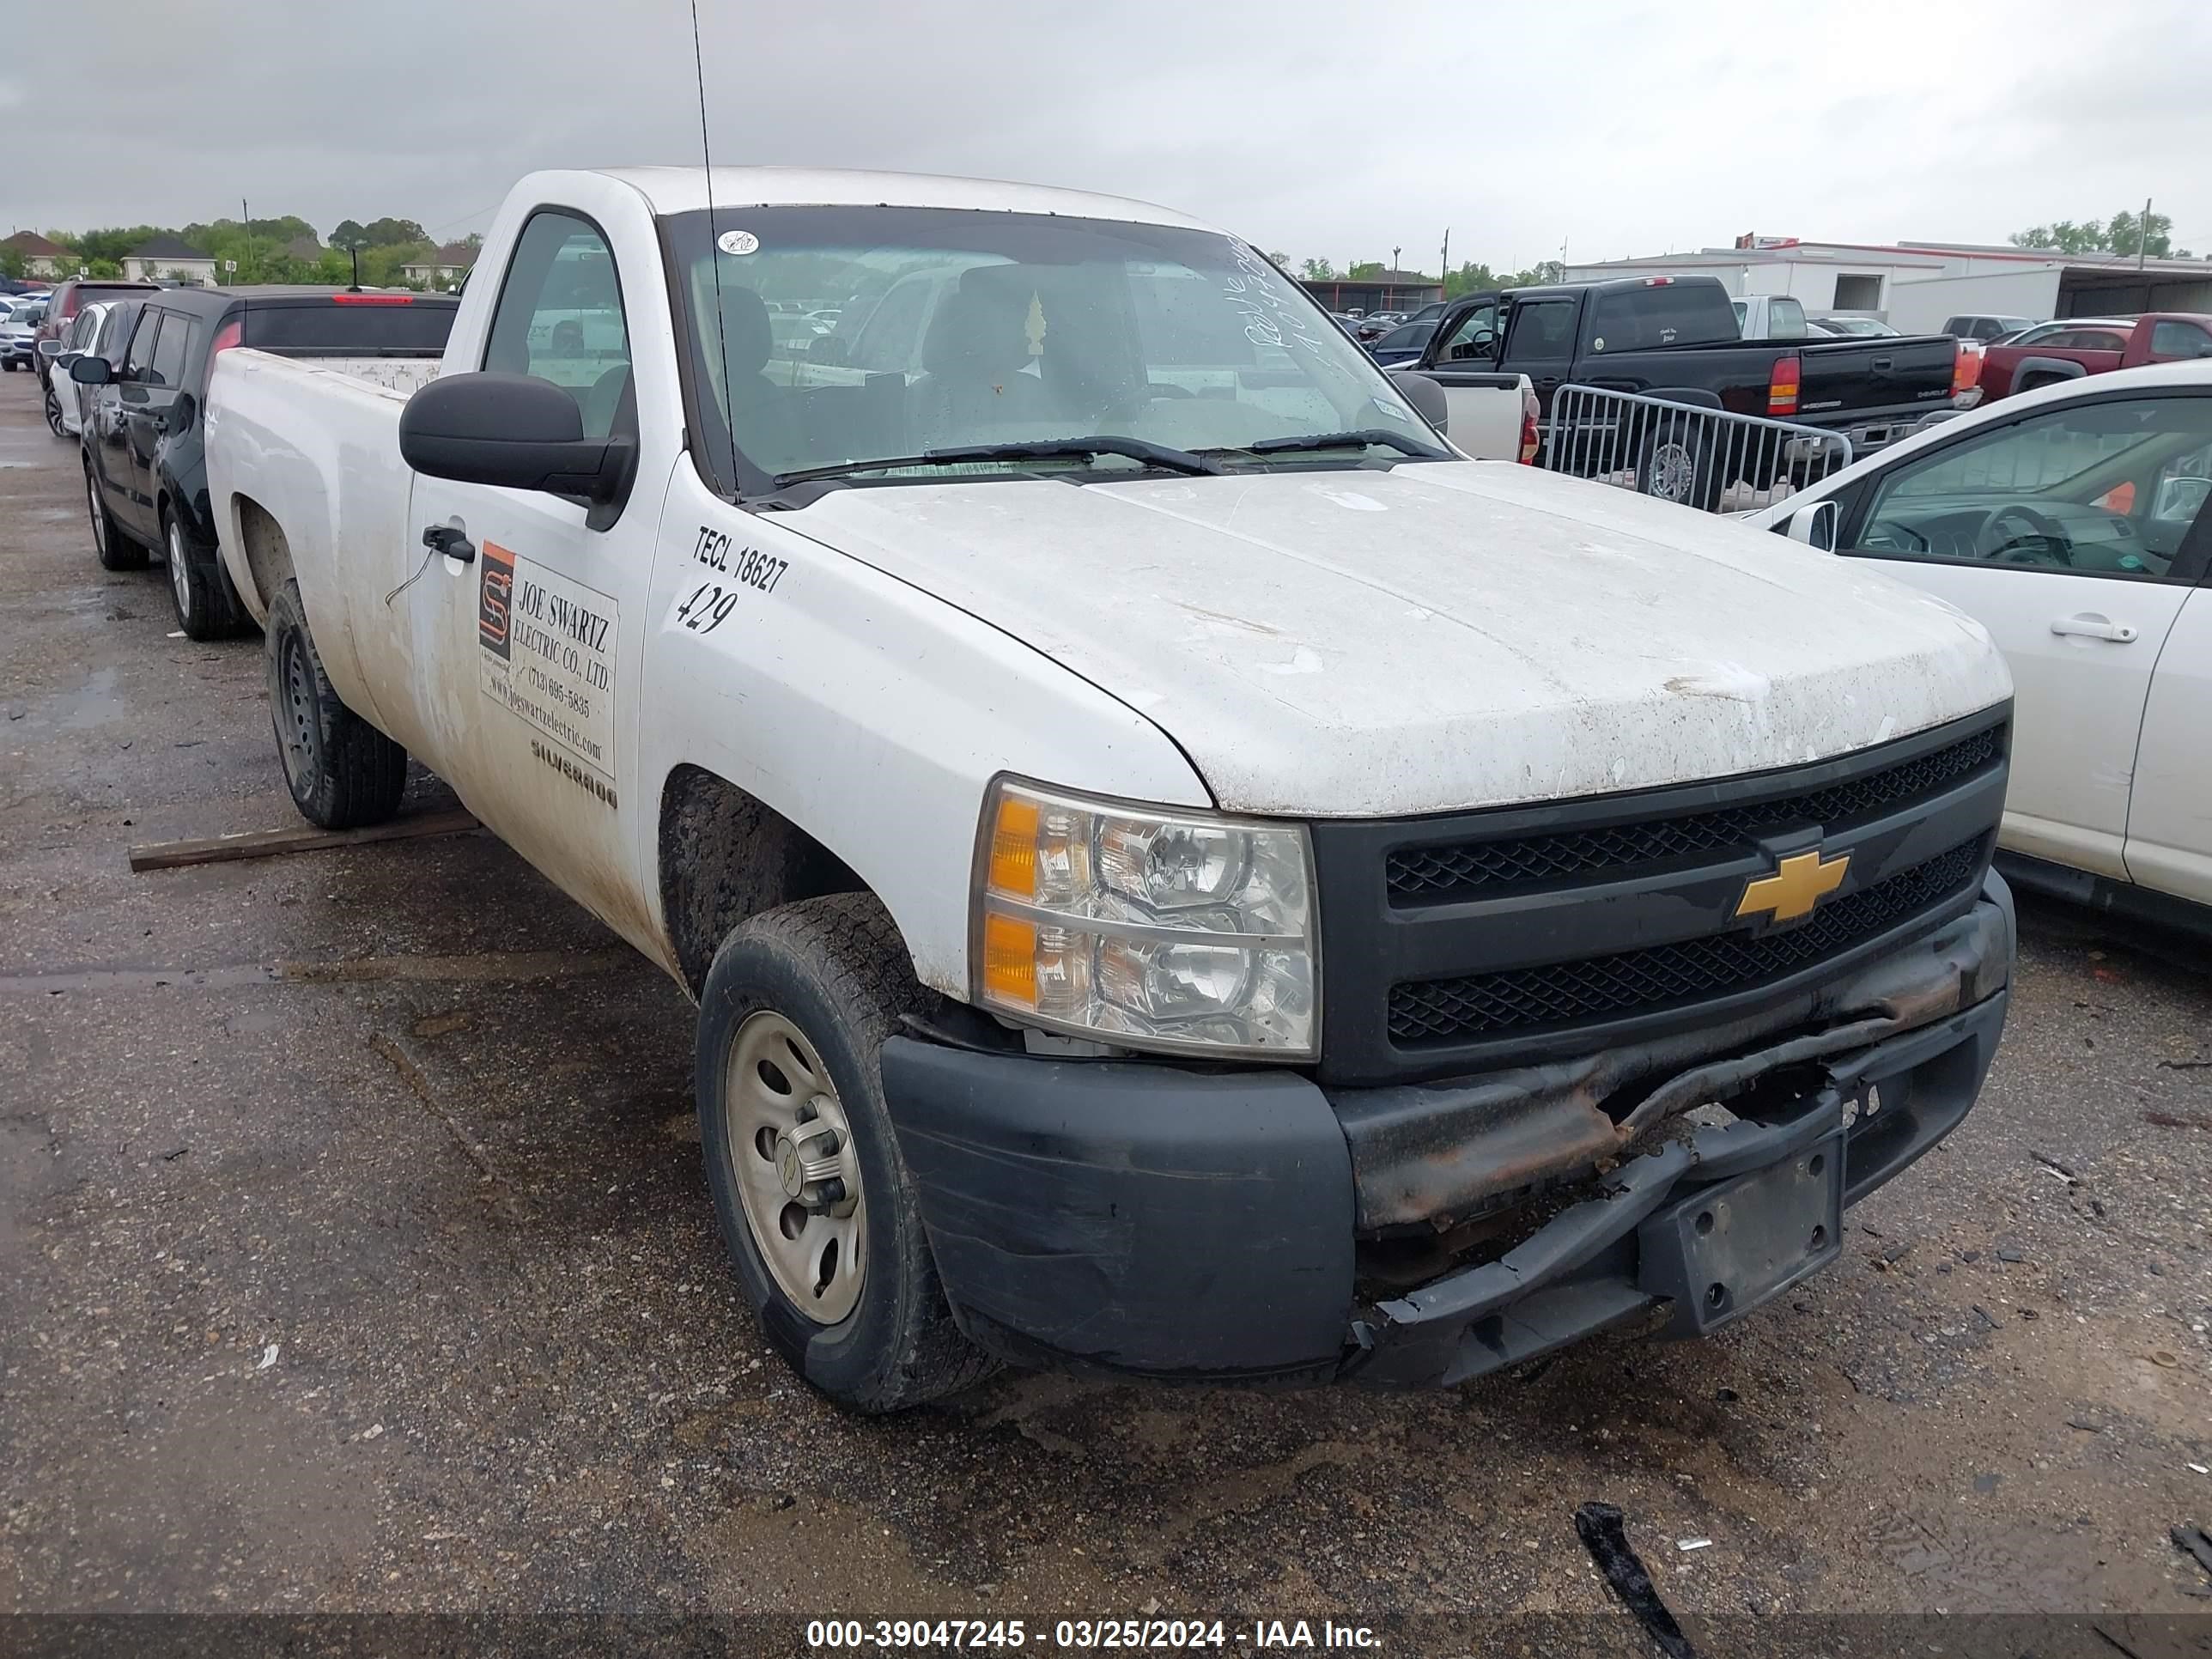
44, 386, 64, 436
1650, 440, 1696, 501
276, 631, 319, 789
167, 522, 191, 616
85, 469, 105, 555
722, 1009, 867, 1325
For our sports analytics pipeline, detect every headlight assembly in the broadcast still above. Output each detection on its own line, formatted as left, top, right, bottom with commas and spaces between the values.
972, 777, 1317, 1059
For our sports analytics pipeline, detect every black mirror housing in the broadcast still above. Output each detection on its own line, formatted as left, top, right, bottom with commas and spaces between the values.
70, 355, 112, 385
398, 371, 633, 503
1387, 369, 1450, 437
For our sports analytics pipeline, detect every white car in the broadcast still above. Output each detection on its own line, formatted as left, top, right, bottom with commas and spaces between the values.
42, 300, 114, 438
1753, 360, 2212, 924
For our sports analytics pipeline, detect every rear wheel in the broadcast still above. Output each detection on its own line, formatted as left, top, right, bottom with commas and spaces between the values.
696, 893, 995, 1413
86, 457, 146, 571
42, 380, 65, 438
264, 580, 407, 829
1638, 420, 1724, 511
164, 511, 244, 641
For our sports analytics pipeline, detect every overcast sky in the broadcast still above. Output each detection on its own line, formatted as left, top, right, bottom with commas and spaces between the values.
8, 0, 2210, 268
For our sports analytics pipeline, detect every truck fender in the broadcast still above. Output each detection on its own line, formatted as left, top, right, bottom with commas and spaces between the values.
2009, 356, 2087, 388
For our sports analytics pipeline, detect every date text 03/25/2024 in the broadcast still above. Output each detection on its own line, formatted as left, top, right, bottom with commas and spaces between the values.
804, 1619, 1382, 1650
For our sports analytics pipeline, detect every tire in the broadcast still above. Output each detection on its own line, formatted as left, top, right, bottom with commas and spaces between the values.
695, 892, 995, 1413
43, 380, 66, 438
86, 456, 146, 571
1638, 418, 1724, 512
264, 579, 407, 829
2, 360, 15, 373
163, 510, 244, 641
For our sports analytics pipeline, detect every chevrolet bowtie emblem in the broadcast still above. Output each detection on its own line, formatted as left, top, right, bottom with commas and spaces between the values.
1736, 848, 1850, 923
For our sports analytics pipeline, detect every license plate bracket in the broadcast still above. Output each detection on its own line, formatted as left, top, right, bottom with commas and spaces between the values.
1637, 1128, 1845, 1337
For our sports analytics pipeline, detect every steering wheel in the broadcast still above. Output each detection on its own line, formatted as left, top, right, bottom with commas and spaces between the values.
1978, 503, 2074, 566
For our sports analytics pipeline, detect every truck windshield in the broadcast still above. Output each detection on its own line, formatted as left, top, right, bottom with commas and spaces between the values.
662, 206, 1436, 494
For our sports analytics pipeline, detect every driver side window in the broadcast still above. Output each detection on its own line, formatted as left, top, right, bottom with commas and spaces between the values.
483, 210, 633, 441
1439, 304, 1497, 362
1854, 396, 2212, 579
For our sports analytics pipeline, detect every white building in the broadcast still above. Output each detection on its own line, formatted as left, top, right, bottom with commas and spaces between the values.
120, 234, 216, 287
1563, 236, 2212, 331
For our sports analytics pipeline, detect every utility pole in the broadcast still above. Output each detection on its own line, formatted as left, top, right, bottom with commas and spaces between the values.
241, 197, 251, 284
2140, 195, 2153, 270
1441, 227, 1450, 293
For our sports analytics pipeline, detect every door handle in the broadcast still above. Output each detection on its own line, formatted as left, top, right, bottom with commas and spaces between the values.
422, 524, 477, 563
2051, 613, 2137, 643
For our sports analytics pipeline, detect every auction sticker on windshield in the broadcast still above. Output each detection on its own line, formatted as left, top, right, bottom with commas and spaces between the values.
477, 541, 619, 796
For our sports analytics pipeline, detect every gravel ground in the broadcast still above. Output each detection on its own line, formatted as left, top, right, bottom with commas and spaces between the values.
3, 368, 2209, 1640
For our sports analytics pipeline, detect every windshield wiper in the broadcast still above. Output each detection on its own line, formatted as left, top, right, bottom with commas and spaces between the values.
1232, 428, 1453, 459
774, 436, 1223, 488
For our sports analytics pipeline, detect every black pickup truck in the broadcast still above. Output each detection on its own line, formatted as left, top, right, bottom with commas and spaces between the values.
1412, 276, 1966, 504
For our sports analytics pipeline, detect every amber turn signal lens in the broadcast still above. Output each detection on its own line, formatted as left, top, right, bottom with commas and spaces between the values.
988, 795, 1040, 897
981, 913, 1039, 1007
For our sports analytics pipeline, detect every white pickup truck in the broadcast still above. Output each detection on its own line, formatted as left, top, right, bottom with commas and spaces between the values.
207, 167, 2019, 1412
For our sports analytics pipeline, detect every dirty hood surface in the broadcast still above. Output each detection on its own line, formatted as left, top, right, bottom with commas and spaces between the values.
791, 460, 2012, 817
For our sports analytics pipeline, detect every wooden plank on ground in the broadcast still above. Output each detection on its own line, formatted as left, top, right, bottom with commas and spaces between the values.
128, 810, 481, 873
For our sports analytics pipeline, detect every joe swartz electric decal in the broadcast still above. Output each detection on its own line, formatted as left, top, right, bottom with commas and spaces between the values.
476, 541, 621, 804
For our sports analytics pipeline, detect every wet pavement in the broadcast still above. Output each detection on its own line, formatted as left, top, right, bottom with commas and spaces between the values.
3, 368, 2210, 1633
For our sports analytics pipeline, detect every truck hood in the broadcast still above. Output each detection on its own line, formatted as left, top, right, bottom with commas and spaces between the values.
791, 460, 2011, 817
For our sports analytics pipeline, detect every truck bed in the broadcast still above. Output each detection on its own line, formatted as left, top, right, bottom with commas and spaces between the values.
202, 348, 425, 706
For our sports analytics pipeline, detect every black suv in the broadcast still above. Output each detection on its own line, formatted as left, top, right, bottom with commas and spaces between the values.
75, 287, 458, 636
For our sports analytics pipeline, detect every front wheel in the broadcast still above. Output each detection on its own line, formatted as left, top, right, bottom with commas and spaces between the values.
264, 580, 408, 829
696, 893, 995, 1413
43, 380, 66, 438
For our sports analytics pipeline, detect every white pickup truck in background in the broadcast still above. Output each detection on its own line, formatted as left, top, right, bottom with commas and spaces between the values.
206, 167, 2019, 1413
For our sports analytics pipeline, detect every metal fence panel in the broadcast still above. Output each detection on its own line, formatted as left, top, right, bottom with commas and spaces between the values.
1542, 385, 1854, 514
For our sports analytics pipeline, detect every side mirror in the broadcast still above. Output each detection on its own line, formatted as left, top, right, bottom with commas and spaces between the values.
1387, 369, 1450, 436
398, 371, 635, 504
1783, 499, 1838, 550
70, 355, 112, 385
809, 335, 848, 368
36, 338, 63, 358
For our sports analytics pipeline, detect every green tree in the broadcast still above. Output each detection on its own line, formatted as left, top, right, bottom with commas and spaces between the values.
330, 219, 371, 252
1346, 260, 1385, 280
2010, 210, 2187, 258
1298, 257, 1336, 282
0, 246, 23, 280
72, 227, 164, 264
363, 216, 428, 247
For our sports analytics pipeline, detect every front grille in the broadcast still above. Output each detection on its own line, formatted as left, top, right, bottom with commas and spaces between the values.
1388, 725, 2002, 903
1389, 836, 1987, 1043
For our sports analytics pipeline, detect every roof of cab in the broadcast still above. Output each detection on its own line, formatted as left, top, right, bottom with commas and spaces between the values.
588, 166, 1218, 233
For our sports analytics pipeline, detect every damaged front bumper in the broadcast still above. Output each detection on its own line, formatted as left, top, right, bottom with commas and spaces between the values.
879, 876, 2013, 1387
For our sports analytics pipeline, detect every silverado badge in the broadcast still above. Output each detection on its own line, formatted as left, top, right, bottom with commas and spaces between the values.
1736, 848, 1850, 924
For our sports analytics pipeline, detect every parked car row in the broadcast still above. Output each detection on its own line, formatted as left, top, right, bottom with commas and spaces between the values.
41, 283, 459, 638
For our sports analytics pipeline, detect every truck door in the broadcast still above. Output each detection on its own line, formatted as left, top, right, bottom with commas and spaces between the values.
1837, 389, 2212, 878
1498, 295, 1578, 414
404, 207, 654, 942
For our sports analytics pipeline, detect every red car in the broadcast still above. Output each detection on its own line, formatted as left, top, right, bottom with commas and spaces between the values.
1980, 312, 2212, 400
